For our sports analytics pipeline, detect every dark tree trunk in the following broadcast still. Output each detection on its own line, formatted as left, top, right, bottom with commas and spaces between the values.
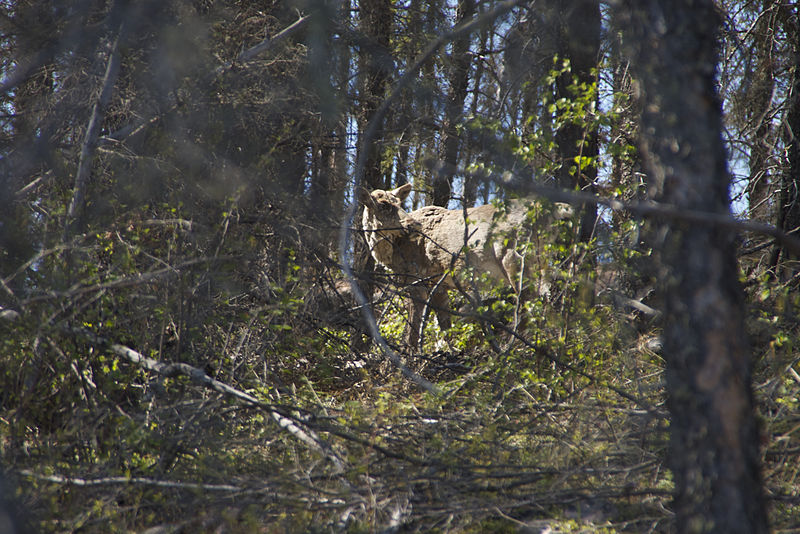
308, 0, 350, 231
358, 0, 393, 191
773, 4, 800, 278
432, 0, 475, 207
355, 0, 394, 323
746, 2, 777, 223
615, 2, 769, 533
543, 0, 600, 242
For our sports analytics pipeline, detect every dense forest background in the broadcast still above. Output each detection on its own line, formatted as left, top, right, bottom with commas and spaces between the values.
1, 0, 799, 532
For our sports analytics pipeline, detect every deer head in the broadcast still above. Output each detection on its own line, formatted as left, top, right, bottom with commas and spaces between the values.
361, 183, 420, 268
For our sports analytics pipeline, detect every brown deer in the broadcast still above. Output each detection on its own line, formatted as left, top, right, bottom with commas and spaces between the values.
361, 183, 570, 349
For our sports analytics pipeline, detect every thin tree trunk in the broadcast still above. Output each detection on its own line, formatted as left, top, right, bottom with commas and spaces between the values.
358, 0, 393, 191
462, 23, 488, 207
64, 6, 126, 240
433, 0, 475, 207
746, 3, 777, 223
544, 0, 600, 242
772, 4, 800, 278
355, 0, 394, 330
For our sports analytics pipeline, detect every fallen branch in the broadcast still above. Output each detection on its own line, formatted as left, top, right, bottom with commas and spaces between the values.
75, 328, 346, 473
19, 470, 241, 492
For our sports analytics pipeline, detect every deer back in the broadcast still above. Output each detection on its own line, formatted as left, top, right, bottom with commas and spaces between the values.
409, 200, 531, 288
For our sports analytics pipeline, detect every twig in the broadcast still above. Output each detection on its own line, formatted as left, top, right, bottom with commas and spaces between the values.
20, 257, 237, 305
738, 239, 775, 257
463, 316, 662, 416
417, 273, 450, 350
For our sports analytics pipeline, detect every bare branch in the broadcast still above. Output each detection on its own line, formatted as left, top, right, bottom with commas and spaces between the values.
230, 13, 311, 69
509, 174, 800, 257
14, 170, 51, 199
20, 257, 237, 305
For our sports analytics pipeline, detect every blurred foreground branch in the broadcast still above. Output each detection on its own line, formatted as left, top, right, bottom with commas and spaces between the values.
429, 159, 800, 258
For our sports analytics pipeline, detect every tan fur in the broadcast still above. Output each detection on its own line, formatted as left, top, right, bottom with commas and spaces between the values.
362, 183, 567, 348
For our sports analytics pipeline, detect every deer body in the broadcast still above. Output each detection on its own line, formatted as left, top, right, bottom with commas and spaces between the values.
362, 183, 562, 348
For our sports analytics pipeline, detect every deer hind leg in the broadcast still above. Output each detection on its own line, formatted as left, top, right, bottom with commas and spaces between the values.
405, 286, 426, 350
500, 248, 525, 294
430, 287, 451, 331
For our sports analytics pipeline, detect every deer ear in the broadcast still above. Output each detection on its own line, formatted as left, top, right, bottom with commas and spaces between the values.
392, 183, 413, 202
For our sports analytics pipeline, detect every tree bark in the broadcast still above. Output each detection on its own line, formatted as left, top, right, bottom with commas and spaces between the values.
546, 0, 600, 242
615, 2, 769, 533
64, 2, 126, 240
432, 0, 475, 207
358, 0, 393, 191
773, 3, 800, 277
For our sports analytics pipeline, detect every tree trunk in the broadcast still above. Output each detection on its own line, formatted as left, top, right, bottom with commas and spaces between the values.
773, 4, 800, 278
545, 0, 600, 242
746, 2, 777, 223
65, 0, 126, 240
615, 2, 769, 533
432, 0, 475, 207
355, 0, 394, 325
358, 0, 393, 191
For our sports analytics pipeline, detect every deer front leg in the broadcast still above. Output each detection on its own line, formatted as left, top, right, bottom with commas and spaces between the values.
407, 286, 452, 350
